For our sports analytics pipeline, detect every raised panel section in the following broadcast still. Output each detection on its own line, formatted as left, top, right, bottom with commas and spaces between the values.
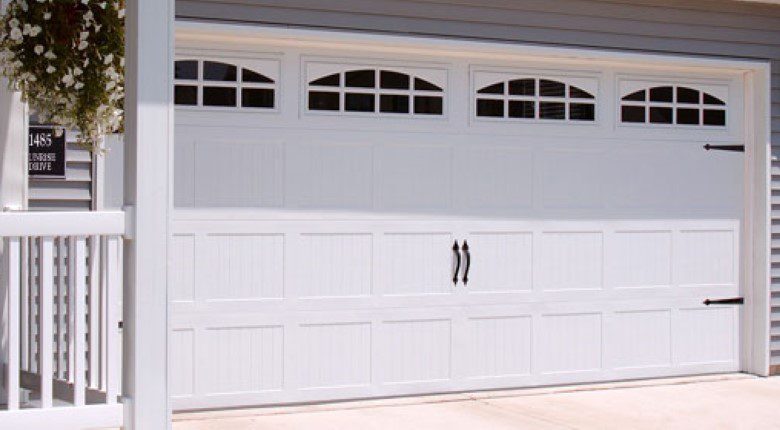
675, 308, 736, 365
539, 313, 602, 373
676, 230, 735, 286
170, 329, 195, 398
298, 323, 371, 389
383, 319, 451, 383
202, 326, 284, 394
453, 146, 533, 211
540, 150, 605, 210
203, 234, 284, 300
374, 145, 452, 211
193, 140, 283, 208
285, 143, 373, 210
539, 232, 603, 290
171, 235, 195, 302
466, 232, 533, 292
467, 316, 532, 378
298, 234, 373, 298
607, 310, 671, 368
382, 233, 452, 296
612, 231, 672, 288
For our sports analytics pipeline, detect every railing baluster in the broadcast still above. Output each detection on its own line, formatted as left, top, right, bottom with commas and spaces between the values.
20, 237, 29, 372
88, 235, 100, 390
38, 237, 54, 409
105, 236, 120, 404
4, 237, 21, 409
57, 237, 67, 381
70, 237, 87, 406
30, 239, 38, 375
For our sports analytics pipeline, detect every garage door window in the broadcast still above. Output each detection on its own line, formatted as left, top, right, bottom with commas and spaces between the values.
620, 85, 726, 127
475, 78, 595, 122
307, 69, 444, 116
175, 59, 276, 109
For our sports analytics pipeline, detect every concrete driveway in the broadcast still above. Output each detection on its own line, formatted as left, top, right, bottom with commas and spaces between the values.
173, 374, 780, 429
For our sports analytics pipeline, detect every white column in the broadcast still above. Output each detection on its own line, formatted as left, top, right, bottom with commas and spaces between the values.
0, 80, 26, 211
123, 0, 174, 428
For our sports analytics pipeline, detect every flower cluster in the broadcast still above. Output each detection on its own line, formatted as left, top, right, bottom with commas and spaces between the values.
0, 0, 125, 152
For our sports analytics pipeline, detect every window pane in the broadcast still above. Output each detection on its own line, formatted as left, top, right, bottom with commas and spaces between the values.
345, 70, 375, 88
477, 99, 504, 117
242, 88, 274, 108
380, 71, 410, 90
569, 103, 595, 121
414, 78, 442, 92
310, 73, 340, 87
414, 96, 443, 115
703, 109, 726, 126
380, 94, 410, 113
345, 93, 375, 112
621, 105, 645, 123
539, 80, 565, 97
242, 69, 273, 83
649, 107, 673, 124
175, 60, 197, 80
676, 108, 700, 125
203, 87, 237, 106
509, 79, 535, 96
174, 85, 197, 105
539, 102, 565, 119
569, 86, 594, 99
676, 87, 699, 104
622, 90, 645, 102
309, 91, 340, 111
478, 82, 504, 95
703, 93, 725, 105
649, 86, 673, 102
203, 61, 237, 81
508, 100, 534, 118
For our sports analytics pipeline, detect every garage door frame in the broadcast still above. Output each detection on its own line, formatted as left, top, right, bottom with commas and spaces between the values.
172, 21, 773, 407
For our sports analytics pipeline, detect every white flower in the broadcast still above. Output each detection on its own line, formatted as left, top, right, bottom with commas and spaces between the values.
9, 27, 23, 41
106, 81, 116, 90
9, 18, 19, 28
103, 53, 113, 64
46, 65, 55, 73
82, 0, 89, 4
80, 31, 89, 40
99, 2, 107, 9
43, 12, 51, 20
62, 74, 75, 87
84, 10, 94, 21
43, 50, 56, 59
117, 8, 125, 19
74, 67, 83, 76
34, 45, 44, 55
22, 24, 32, 35
78, 40, 88, 50
29, 26, 41, 37
74, 82, 84, 90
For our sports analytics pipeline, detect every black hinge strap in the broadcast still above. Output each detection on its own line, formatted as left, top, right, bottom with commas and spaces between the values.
703, 144, 744, 152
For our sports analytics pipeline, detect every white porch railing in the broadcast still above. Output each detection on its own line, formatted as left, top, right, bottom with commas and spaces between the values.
0, 211, 125, 429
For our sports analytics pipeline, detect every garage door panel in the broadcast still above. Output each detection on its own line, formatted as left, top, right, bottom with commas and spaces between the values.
463, 231, 533, 293
465, 315, 532, 378
605, 310, 672, 369
381, 318, 453, 384
675, 229, 737, 287
609, 230, 673, 289
170, 329, 196, 399
374, 144, 452, 211
539, 150, 606, 210
296, 233, 373, 298
296, 322, 372, 389
538, 313, 603, 374
380, 232, 456, 296
674, 307, 738, 365
285, 142, 374, 210
453, 146, 534, 212
538, 231, 604, 291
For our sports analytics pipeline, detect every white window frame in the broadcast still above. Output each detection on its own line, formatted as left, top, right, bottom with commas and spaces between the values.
174, 51, 280, 113
618, 82, 728, 129
302, 60, 448, 120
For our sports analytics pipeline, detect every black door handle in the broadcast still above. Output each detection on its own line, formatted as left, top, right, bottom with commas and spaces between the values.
452, 240, 461, 285
703, 297, 744, 305
462, 240, 471, 286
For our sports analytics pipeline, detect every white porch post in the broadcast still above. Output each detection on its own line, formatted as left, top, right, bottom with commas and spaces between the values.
0, 80, 26, 211
123, 0, 174, 428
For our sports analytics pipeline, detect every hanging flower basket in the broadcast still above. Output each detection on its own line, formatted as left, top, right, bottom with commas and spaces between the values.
0, 0, 125, 152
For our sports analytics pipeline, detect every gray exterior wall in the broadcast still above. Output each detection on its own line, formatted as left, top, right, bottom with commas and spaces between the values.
175, 0, 780, 371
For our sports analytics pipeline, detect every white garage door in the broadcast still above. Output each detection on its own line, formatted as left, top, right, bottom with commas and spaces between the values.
170, 32, 745, 410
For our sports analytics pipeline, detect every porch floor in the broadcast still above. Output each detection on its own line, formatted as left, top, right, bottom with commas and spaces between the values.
172, 374, 780, 429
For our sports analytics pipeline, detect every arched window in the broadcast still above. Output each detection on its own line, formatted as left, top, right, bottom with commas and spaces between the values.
620, 85, 726, 127
474, 78, 595, 122
174, 59, 276, 109
307, 68, 444, 116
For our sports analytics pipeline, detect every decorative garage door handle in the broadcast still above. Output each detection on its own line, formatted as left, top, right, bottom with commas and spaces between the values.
452, 240, 461, 285
703, 297, 744, 305
462, 241, 471, 286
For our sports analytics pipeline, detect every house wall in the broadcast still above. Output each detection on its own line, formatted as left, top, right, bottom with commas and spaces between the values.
174, 0, 780, 373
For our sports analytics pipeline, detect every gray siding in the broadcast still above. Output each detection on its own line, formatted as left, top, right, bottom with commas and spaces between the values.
176, 0, 780, 371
